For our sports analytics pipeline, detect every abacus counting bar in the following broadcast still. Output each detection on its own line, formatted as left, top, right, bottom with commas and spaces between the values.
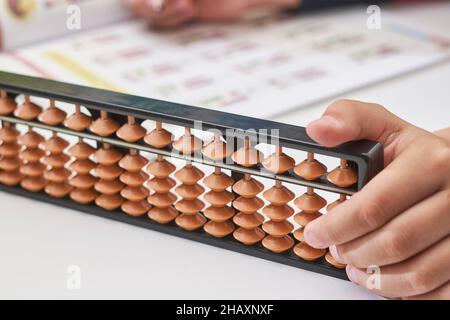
0, 71, 384, 280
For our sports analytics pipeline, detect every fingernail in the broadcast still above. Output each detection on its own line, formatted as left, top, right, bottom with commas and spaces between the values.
329, 245, 345, 264
309, 115, 344, 129
304, 227, 327, 248
346, 266, 359, 284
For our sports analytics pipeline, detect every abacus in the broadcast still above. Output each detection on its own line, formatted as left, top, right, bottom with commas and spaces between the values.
0, 71, 383, 280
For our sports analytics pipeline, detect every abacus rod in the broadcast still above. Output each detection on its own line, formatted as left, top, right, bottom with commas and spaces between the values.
0, 115, 355, 195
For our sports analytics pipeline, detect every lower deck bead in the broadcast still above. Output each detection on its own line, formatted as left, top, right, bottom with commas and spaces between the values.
293, 242, 326, 261
148, 206, 178, 224
204, 220, 235, 238
262, 235, 294, 253
233, 227, 265, 245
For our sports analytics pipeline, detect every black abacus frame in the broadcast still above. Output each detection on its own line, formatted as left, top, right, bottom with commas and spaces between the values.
0, 71, 384, 280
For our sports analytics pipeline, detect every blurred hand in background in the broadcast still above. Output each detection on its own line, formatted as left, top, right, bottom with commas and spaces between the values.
124, 0, 300, 29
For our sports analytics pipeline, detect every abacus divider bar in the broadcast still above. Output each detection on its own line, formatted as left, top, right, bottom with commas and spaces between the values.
0, 71, 383, 190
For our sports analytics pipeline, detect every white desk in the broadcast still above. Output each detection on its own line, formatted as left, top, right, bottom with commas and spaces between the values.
1, 4, 449, 300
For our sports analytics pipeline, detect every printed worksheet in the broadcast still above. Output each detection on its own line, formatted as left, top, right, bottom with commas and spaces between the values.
3, 6, 450, 117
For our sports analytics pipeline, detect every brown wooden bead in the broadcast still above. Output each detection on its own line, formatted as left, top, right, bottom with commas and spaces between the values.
148, 206, 178, 224
327, 194, 347, 212
64, 105, 92, 131
0, 125, 20, 143
89, 111, 120, 137
172, 128, 203, 154
69, 174, 97, 189
147, 192, 177, 208
121, 200, 151, 217
95, 193, 124, 211
94, 179, 124, 195
294, 211, 322, 227
18, 130, 44, 148
21, 176, 46, 192
67, 141, 95, 160
262, 147, 295, 174
38, 101, 67, 125
293, 227, 304, 242
0, 91, 17, 115
174, 164, 204, 184
294, 189, 327, 213
146, 157, 176, 178
232, 175, 264, 198
175, 213, 207, 231
262, 235, 294, 253
144, 122, 173, 148
0, 143, 21, 157
294, 153, 327, 181
262, 220, 294, 237
19, 148, 45, 162
20, 162, 46, 177
233, 196, 264, 213
116, 116, 146, 142
93, 146, 122, 166
231, 139, 263, 167
94, 164, 123, 180
175, 183, 205, 200
203, 171, 234, 191
202, 134, 232, 160
0, 156, 20, 171
70, 188, 98, 204
294, 242, 326, 261
204, 220, 235, 238
325, 251, 346, 269
14, 97, 42, 120
68, 159, 96, 175
263, 184, 295, 206
145, 177, 176, 193
327, 159, 357, 187
233, 227, 265, 245
262, 204, 294, 221
233, 212, 264, 229
120, 186, 149, 201
44, 167, 71, 183
203, 206, 235, 222
45, 182, 72, 198
203, 190, 234, 207
119, 170, 149, 187
42, 153, 71, 168
119, 152, 148, 172
175, 198, 205, 214
43, 135, 69, 154
0, 170, 22, 186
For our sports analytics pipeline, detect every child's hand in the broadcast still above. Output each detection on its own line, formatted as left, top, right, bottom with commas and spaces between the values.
304, 100, 450, 299
124, 0, 300, 29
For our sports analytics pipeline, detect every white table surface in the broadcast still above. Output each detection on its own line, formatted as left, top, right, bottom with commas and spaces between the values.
1, 3, 449, 300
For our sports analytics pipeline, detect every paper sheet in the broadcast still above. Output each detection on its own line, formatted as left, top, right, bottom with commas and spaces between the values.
3, 6, 450, 118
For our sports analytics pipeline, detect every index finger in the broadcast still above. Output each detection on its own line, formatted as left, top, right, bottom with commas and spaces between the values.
303, 139, 446, 249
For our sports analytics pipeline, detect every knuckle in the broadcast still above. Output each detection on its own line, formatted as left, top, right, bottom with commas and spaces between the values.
405, 269, 434, 296
382, 230, 408, 259
430, 140, 450, 172
324, 224, 342, 245
358, 198, 388, 230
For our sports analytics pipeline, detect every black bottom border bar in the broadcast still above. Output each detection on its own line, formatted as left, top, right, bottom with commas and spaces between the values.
0, 184, 348, 281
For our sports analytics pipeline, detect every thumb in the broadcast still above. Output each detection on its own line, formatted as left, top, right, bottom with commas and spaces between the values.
306, 99, 411, 148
